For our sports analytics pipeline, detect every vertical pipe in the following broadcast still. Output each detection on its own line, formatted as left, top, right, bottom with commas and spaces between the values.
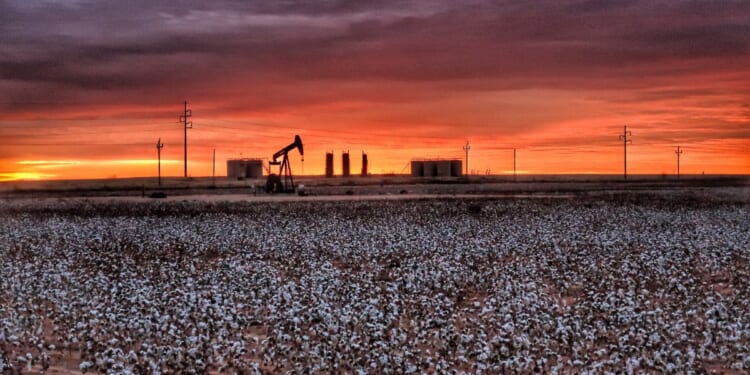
325, 152, 334, 177
342, 151, 350, 177
361, 152, 368, 177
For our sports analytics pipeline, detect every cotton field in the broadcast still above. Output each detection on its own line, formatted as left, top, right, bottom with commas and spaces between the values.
0, 193, 748, 374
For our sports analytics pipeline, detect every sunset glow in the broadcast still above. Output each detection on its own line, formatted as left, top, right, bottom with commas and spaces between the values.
1, 1, 748, 181
0, 172, 57, 182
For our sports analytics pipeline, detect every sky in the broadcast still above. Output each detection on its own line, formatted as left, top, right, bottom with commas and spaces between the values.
0, 0, 748, 181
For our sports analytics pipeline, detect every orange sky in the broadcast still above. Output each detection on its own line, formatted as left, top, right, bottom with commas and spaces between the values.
1, 1, 748, 181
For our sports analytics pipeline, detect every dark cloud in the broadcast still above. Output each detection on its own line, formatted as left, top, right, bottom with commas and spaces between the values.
567, 0, 636, 13
632, 24, 750, 58
1, 0, 749, 118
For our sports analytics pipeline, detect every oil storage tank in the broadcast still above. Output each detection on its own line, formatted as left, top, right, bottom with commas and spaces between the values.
423, 160, 437, 177
410, 160, 424, 177
451, 160, 463, 177
227, 158, 263, 179
410, 159, 462, 177
435, 160, 452, 176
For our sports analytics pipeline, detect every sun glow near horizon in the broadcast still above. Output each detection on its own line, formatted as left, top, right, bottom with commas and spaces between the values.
2, 159, 183, 182
0, 172, 58, 182
1, 136, 747, 182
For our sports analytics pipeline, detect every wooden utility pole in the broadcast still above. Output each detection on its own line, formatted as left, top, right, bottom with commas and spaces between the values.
619, 125, 632, 180
463, 141, 470, 176
675, 146, 683, 178
156, 138, 164, 187
180, 101, 192, 178
212, 148, 216, 187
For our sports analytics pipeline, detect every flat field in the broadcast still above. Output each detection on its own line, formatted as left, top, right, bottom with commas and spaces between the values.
0, 186, 748, 373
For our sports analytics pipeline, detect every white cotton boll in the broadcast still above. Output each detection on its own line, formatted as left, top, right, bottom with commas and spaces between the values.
380, 353, 389, 365
648, 332, 661, 345
3, 194, 747, 374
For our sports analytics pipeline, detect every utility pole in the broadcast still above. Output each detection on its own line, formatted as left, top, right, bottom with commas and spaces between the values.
618, 125, 632, 180
180, 101, 192, 178
675, 146, 683, 178
156, 138, 164, 187
212, 148, 216, 187
513, 148, 517, 181
463, 141, 470, 176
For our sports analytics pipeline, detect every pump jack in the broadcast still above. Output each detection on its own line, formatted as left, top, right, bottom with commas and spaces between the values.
266, 135, 304, 193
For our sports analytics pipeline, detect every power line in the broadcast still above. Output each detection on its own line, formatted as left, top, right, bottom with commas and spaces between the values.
207, 119, 457, 141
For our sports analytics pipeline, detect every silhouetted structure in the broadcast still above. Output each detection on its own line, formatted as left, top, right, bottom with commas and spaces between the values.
342, 151, 350, 177
180, 101, 192, 178
227, 159, 264, 179
676, 146, 683, 178
619, 125, 632, 180
423, 160, 436, 176
450, 160, 462, 177
410, 159, 462, 177
410, 161, 424, 177
156, 138, 164, 187
463, 141, 470, 175
325, 152, 334, 177
361, 152, 368, 177
266, 135, 304, 193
